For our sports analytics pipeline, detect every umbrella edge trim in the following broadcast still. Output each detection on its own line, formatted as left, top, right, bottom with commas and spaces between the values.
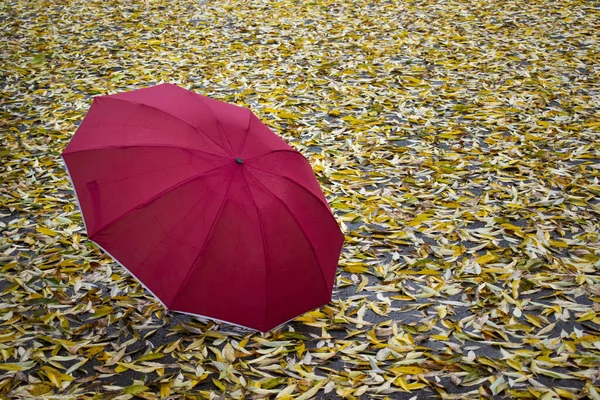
61, 154, 169, 310
61, 155, 90, 235
173, 303, 329, 335
173, 310, 262, 333
89, 240, 169, 310
61, 155, 326, 334
88, 239, 328, 334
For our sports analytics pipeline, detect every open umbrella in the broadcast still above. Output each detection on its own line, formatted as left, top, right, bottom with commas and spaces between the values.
62, 83, 344, 332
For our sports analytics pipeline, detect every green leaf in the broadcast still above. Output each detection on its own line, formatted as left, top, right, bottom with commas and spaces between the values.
123, 384, 150, 395
0, 361, 36, 371
136, 352, 164, 362
90, 306, 113, 319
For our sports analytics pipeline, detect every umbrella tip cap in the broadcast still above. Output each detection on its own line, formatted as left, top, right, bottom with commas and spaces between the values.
236, 158, 244, 164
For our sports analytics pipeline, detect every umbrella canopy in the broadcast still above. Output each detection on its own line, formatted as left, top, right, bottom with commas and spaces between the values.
62, 83, 344, 332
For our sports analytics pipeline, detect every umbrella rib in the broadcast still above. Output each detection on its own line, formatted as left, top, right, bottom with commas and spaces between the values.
245, 169, 331, 301
238, 109, 254, 155
194, 95, 236, 154
93, 161, 203, 188
246, 164, 334, 217
243, 149, 301, 163
168, 168, 237, 310
241, 169, 269, 332
63, 144, 229, 160
88, 163, 231, 239
219, 120, 236, 155
114, 179, 215, 299
103, 97, 232, 157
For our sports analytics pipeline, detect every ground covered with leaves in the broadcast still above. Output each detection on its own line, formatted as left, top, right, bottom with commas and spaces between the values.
1, 0, 600, 398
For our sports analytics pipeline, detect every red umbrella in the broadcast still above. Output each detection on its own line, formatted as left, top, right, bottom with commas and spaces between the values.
62, 83, 344, 332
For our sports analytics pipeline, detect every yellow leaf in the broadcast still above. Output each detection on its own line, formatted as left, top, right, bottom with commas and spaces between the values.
27, 384, 52, 396
525, 314, 543, 328
393, 376, 410, 391
223, 343, 236, 363
36, 227, 58, 236
164, 339, 181, 353
576, 311, 596, 322
581, 121, 600, 128
137, 352, 164, 362
296, 381, 325, 400
392, 366, 425, 375
406, 382, 427, 390
213, 378, 226, 391
501, 223, 523, 233
357, 275, 369, 291
160, 383, 170, 398
238, 337, 249, 348
0, 361, 35, 371
396, 269, 441, 275
344, 263, 368, 274
369, 303, 387, 316
115, 363, 157, 373
549, 240, 569, 248
439, 130, 463, 139
40, 366, 73, 388
555, 388, 578, 399
453, 245, 466, 257
423, 268, 442, 275
506, 359, 522, 371
296, 342, 305, 357
275, 384, 297, 398
437, 305, 447, 319
278, 111, 301, 119
408, 213, 431, 226
477, 252, 496, 265
90, 306, 113, 319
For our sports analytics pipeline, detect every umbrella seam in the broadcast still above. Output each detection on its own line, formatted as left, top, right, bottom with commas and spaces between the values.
238, 109, 254, 155
241, 169, 269, 332
245, 169, 331, 303
119, 184, 215, 298
63, 143, 229, 160
101, 97, 233, 157
243, 148, 302, 163
72, 162, 201, 189
193, 94, 236, 154
168, 167, 238, 309
217, 119, 235, 155
246, 164, 340, 228
88, 163, 231, 239
84, 237, 309, 333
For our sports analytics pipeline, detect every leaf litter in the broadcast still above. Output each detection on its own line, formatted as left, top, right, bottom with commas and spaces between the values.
1, 0, 599, 398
